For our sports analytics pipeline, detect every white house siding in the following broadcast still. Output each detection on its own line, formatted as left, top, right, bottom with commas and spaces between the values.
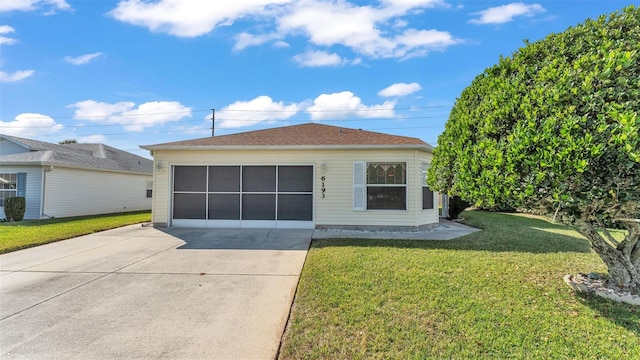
415, 151, 440, 227
0, 138, 28, 156
43, 167, 152, 218
151, 148, 437, 229
0, 166, 43, 220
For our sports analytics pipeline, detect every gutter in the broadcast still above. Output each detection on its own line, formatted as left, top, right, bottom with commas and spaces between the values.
0, 160, 152, 176
140, 144, 434, 152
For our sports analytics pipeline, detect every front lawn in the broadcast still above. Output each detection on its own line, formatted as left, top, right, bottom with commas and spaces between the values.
279, 211, 639, 359
0, 211, 151, 254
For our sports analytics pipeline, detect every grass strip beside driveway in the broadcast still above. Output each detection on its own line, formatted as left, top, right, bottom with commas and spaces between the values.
279, 211, 639, 359
0, 211, 151, 254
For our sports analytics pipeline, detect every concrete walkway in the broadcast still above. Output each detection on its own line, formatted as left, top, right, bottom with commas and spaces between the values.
0, 225, 312, 360
312, 218, 480, 240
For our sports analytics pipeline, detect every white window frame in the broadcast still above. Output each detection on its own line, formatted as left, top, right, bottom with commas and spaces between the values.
146, 180, 153, 198
365, 162, 407, 211
0, 173, 17, 208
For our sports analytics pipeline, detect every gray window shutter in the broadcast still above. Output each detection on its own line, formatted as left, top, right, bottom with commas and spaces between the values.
17, 172, 26, 197
353, 161, 365, 211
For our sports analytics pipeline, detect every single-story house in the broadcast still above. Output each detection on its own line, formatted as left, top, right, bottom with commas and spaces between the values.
0, 134, 153, 220
141, 123, 438, 230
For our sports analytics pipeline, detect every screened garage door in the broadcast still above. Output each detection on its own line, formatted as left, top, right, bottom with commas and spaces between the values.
172, 165, 313, 228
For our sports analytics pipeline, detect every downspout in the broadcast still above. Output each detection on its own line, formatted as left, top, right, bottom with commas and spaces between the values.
40, 165, 54, 219
414, 150, 418, 228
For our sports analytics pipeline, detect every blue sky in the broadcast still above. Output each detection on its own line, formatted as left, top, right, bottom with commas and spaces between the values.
0, 0, 635, 158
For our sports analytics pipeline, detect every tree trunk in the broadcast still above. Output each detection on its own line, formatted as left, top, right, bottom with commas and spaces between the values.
577, 220, 640, 295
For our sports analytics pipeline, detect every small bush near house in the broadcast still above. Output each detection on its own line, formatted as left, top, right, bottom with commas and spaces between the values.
4, 197, 26, 222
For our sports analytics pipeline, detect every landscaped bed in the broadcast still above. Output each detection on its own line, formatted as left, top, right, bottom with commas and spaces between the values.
0, 211, 151, 254
279, 210, 639, 359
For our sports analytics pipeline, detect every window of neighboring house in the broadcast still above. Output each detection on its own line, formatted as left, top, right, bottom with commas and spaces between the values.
0, 173, 17, 208
422, 163, 434, 210
146, 180, 153, 198
366, 163, 406, 210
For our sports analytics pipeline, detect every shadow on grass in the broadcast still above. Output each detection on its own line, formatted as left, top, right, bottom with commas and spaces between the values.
312, 211, 593, 254
0, 210, 151, 227
576, 292, 640, 335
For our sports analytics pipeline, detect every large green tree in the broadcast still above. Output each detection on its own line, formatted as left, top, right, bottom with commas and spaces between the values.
428, 6, 640, 293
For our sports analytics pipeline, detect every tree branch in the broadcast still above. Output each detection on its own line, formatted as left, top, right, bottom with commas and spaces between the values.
595, 217, 620, 247
614, 218, 640, 223
578, 220, 616, 253
619, 221, 640, 266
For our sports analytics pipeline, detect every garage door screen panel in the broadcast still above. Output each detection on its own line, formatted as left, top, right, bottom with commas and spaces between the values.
243, 166, 276, 192
174, 166, 207, 192
208, 194, 240, 220
278, 194, 312, 221
173, 193, 206, 219
242, 194, 276, 220
278, 166, 313, 192
209, 166, 240, 192
173, 165, 313, 225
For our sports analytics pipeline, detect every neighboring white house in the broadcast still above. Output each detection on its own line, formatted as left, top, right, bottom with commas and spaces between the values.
141, 123, 438, 230
0, 135, 153, 220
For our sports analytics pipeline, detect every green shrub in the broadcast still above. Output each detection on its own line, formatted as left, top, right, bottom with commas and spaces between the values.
4, 197, 26, 222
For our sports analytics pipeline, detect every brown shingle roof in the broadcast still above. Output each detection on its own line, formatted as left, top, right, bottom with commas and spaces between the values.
142, 123, 431, 150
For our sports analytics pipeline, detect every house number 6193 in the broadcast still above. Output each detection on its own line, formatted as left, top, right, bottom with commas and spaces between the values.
321, 176, 326, 199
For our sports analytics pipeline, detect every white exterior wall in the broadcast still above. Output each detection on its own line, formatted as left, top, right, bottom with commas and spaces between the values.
0, 166, 43, 220
0, 138, 28, 156
151, 148, 437, 228
43, 167, 152, 218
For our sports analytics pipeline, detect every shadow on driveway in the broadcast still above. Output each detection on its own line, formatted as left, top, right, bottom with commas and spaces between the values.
160, 228, 314, 250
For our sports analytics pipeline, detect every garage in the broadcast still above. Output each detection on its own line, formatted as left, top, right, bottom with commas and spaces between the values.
171, 165, 314, 229
143, 123, 439, 230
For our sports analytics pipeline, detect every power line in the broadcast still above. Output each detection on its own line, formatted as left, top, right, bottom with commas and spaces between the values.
7, 104, 450, 120
26, 124, 447, 139
1, 114, 449, 129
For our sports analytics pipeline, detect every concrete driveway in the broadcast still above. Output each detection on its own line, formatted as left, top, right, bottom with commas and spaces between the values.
0, 225, 312, 360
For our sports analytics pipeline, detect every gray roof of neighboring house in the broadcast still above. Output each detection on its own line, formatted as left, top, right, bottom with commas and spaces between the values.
0, 134, 152, 175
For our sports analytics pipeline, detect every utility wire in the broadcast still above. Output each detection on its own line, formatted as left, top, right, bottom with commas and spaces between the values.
9, 105, 450, 120
1, 114, 449, 129
29, 124, 447, 138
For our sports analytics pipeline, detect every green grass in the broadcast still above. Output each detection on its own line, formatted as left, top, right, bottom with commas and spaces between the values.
279, 211, 640, 359
0, 211, 151, 254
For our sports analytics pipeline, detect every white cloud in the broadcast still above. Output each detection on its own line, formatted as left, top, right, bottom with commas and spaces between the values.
0, 69, 35, 82
233, 32, 279, 51
0, 25, 17, 45
109, 0, 458, 60
0, 0, 70, 13
216, 95, 301, 128
69, 100, 193, 131
380, 0, 447, 11
0, 113, 64, 137
110, 0, 292, 37
470, 2, 545, 25
65, 52, 103, 65
276, 0, 458, 59
292, 50, 344, 67
378, 82, 422, 97
273, 40, 290, 48
78, 134, 107, 143
0, 25, 15, 33
392, 29, 459, 57
307, 91, 396, 120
